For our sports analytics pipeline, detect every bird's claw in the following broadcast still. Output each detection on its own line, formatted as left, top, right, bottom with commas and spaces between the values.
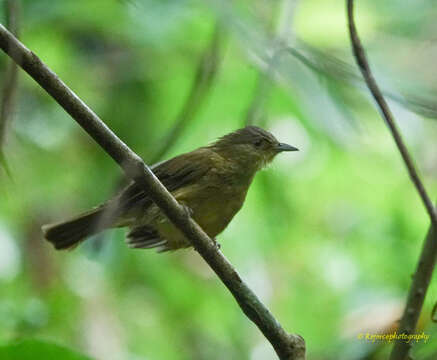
212, 237, 221, 250
180, 204, 220, 250
181, 204, 194, 218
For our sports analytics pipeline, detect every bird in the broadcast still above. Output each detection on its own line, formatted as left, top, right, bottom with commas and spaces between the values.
42, 126, 298, 252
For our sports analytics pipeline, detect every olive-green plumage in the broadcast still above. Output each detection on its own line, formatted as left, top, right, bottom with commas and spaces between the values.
42, 126, 298, 252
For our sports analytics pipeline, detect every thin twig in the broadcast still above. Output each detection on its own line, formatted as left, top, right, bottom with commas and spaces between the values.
150, 25, 223, 163
0, 23, 305, 360
346, 2, 437, 359
0, 0, 20, 172
346, 0, 437, 228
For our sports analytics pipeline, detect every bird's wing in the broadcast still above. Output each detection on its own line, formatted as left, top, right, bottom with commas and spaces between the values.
112, 148, 215, 214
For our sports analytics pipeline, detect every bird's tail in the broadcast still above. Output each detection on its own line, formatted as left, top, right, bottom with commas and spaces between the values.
42, 206, 114, 250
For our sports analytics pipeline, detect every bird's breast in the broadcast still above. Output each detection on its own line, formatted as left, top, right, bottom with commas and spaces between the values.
149, 161, 254, 249
174, 181, 248, 238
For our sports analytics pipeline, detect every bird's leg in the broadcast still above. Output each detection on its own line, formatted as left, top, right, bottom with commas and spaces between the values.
180, 202, 220, 250
180, 203, 193, 218
212, 237, 221, 250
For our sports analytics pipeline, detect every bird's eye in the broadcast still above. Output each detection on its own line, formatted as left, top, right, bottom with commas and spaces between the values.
254, 139, 263, 147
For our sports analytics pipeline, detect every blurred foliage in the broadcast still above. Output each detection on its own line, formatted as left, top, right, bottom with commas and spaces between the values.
0, 339, 91, 360
1, 0, 437, 359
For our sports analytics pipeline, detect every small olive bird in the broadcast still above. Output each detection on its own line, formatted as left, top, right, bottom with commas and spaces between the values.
43, 126, 298, 252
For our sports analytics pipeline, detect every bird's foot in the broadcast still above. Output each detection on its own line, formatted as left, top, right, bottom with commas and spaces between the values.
180, 204, 194, 218
179, 204, 220, 250
212, 237, 221, 250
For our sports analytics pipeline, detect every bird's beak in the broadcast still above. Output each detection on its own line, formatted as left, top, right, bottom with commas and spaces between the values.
276, 142, 299, 152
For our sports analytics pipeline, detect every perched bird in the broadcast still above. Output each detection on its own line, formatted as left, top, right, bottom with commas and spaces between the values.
43, 126, 298, 252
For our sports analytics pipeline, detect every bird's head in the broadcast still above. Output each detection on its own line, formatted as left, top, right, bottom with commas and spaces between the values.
210, 126, 298, 171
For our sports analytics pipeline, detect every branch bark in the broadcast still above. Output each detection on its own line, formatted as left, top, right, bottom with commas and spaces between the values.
346, 2, 437, 359
0, 23, 305, 360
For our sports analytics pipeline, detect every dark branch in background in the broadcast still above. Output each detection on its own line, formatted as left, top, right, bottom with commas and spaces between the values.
245, 0, 296, 126
0, 24, 305, 360
244, 54, 278, 127
0, 0, 19, 143
431, 300, 437, 323
0, 0, 19, 174
244, 65, 271, 126
150, 25, 223, 164
244, 4, 278, 127
346, 2, 437, 360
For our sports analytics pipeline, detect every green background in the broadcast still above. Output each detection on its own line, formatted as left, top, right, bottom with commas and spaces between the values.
1, 0, 436, 359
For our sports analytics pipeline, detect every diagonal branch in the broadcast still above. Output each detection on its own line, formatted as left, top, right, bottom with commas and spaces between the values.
150, 24, 224, 163
0, 23, 305, 360
346, 2, 437, 360
346, 0, 437, 229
